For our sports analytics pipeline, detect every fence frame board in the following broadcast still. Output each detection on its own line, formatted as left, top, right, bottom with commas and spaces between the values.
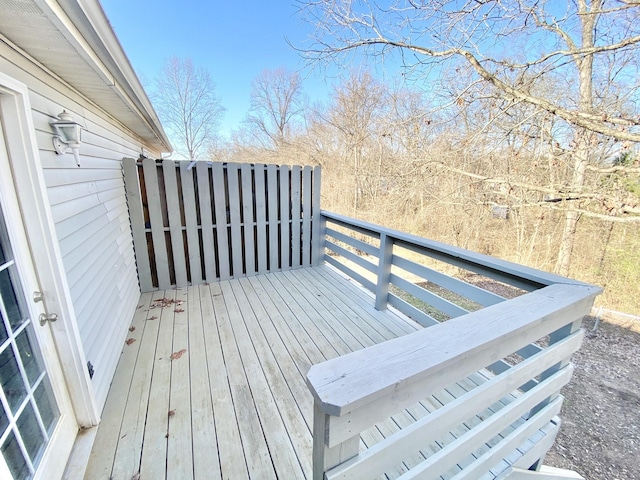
179, 163, 202, 284
162, 160, 188, 286
196, 161, 217, 282
142, 157, 171, 289
122, 159, 153, 292
280, 165, 290, 270
212, 162, 230, 279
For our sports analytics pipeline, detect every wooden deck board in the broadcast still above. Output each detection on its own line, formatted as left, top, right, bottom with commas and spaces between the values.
85, 266, 540, 480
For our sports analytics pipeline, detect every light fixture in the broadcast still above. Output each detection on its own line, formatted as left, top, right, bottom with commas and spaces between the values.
51, 111, 83, 167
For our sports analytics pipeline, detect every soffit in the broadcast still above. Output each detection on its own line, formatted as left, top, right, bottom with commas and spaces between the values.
0, 0, 170, 152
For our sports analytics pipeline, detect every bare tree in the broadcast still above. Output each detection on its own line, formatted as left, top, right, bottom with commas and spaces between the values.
299, 0, 640, 275
244, 67, 305, 149
153, 57, 225, 160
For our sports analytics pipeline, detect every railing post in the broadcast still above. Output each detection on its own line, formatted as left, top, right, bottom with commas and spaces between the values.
312, 400, 359, 480
312, 213, 327, 267
375, 233, 394, 310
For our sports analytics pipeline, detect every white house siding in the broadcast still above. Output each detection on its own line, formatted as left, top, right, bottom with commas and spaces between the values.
0, 46, 160, 410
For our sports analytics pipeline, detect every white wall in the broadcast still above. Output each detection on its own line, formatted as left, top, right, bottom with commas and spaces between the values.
0, 45, 160, 410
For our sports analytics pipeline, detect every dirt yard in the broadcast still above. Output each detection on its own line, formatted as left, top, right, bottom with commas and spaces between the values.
545, 314, 640, 480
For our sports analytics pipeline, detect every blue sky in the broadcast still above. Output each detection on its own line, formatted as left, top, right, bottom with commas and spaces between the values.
101, 0, 346, 137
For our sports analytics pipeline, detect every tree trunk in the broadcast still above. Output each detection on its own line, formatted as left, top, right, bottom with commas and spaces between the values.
554, 0, 600, 276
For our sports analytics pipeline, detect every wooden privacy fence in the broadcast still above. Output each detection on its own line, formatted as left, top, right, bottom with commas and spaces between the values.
123, 159, 322, 292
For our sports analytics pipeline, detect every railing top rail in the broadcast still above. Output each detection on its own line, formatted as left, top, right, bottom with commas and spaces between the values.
321, 210, 590, 289
307, 282, 600, 418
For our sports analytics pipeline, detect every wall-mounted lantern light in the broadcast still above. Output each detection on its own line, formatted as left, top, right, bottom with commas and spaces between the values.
51, 111, 83, 167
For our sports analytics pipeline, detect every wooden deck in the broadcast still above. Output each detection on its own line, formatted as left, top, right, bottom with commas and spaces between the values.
84, 266, 420, 479
84, 265, 563, 480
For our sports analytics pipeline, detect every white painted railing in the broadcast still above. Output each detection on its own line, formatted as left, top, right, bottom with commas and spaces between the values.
307, 282, 599, 479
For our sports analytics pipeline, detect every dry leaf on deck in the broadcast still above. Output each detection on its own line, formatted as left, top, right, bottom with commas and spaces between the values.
125, 338, 136, 345
129, 326, 135, 332
168, 409, 176, 417
170, 349, 187, 360
174, 308, 185, 313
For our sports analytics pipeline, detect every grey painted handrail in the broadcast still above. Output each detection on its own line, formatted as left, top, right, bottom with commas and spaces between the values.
321, 210, 590, 291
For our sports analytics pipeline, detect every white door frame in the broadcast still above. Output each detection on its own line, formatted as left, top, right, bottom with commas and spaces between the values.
0, 72, 99, 428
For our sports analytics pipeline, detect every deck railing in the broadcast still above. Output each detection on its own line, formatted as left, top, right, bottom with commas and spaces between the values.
306, 283, 598, 479
309, 212, 600, 479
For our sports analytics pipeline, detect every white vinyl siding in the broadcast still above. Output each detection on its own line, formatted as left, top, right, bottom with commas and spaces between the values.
0, 48, 161, 410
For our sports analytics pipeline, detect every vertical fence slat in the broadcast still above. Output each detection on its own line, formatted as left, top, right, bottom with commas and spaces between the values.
241, 163, 256, 275
267, 164, 280, 270
212, 162, 230, 279
163, 160, 188, 286
197, 162, 216, 281
180, 163, 202, 284
312, 166, 323, 267
227, 163, 243, 277
302, 166, 313, 267
291, 166, 302, 268
123, 159, 153, 292
142, 158, 171, 289
255, 165, 268, 274
280, 165, 290, 270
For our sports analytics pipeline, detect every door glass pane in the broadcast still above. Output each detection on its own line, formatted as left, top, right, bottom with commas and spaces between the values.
1, 430, 29, 480
34, 381, 57, 434
0, 232, 6, 264
0, 266, 28, 331
0, 310, 8, 345
17, 401, 45, 465
0, 398, 7, 433
0, 344, 27, 413
15, 330, 42, 386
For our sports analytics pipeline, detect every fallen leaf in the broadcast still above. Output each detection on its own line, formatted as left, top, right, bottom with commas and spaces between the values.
129, 326, 136, 332
174, 308, 185, 313
170, 349, 187, 360
125, 338, 136, 345
148, 315, 158, 321
168, 409, 176, 417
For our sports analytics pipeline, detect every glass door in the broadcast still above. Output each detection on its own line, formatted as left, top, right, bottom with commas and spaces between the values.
0, 208, 61, 479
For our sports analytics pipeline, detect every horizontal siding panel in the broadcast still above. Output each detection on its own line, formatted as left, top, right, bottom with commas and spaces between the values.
42, 166, 122, 187
57, 214, 109, 258
46, 178, 122, 206
90, 283, 140, 408
76, 249, 133, 339
55, 204, 106, 241
79, 263, 138, 344
66, 223, 133, 295
96, 186, 124, 204
50, 193, 101, 224
30, 106, 145, 155
62, 220, 121, 280
27, 88, 159, 155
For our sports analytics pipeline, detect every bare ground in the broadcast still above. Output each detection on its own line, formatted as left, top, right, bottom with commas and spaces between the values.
545, 314, 640, 480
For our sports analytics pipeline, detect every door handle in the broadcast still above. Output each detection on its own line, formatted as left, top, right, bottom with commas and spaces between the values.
39, 313, 58, 326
